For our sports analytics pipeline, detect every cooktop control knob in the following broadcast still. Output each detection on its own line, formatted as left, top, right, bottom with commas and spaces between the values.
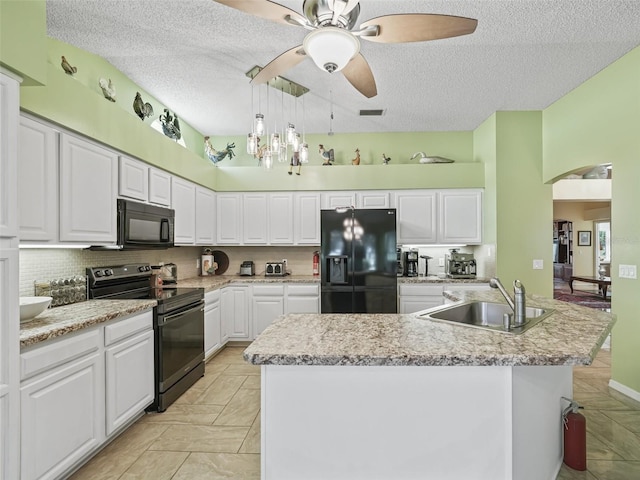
104, 269, 113, 276
138, 266, 146, 272
94, 270, 103, 277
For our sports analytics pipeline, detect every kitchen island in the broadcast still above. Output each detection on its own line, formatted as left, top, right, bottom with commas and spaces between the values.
244, 289, 616, 480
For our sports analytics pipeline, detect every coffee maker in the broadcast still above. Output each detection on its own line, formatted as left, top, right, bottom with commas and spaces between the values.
403, 249, 419, 277
445, 249, 477, 279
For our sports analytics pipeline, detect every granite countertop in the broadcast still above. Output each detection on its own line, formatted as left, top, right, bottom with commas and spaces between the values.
19, 299, 157, 348
244, 289, 616, 367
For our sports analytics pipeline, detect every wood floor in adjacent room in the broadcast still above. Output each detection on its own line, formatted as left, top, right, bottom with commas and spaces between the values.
70, 347, 639, 480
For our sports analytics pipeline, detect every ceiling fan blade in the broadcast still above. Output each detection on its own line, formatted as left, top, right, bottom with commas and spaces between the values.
214, 0, 307, 27
360, 14, 477, 43
342, 53, 377, 98
251, 45, 307, 84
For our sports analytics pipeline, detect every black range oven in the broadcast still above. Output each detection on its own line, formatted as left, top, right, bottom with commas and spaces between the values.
87, 264, 204, 412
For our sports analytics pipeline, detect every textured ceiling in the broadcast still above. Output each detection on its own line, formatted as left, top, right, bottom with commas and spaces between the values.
46, 0, 640, 136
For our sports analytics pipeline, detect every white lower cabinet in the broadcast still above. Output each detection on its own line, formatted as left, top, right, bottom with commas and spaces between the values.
205, 290, 222, 358
399, 282, 491, 313
252, 284, 285, 338
20, 310, 154, 479
221, 285, 250, 341
398, 284, 445, 314
104, 326, 154, 435
21, 345, 104, 480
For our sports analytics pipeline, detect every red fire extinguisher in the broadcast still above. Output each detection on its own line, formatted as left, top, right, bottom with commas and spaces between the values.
313, 251, 320, 276
562, 397, 586, 471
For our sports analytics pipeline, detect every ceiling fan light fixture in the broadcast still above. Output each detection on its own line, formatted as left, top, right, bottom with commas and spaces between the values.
303, 27, 360, 73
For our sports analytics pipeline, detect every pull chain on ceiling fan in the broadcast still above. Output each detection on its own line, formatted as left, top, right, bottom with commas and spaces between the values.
215, 0, 478, 98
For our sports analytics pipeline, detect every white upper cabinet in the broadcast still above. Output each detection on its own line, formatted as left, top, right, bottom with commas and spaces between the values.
148, 167, 172, 206
217, 193, 242, 244
0, 74, 19, 238
243, 193, 268, 244
357, 191, 390, 209
118, 156, 148, 202
268, 193, 294, 244
394, 191, 438, 244
294, 192, 320, 245
17, 115, 58, 242
171, 177, 196, 245
59, 134, 117, 244
438, 189, 483, 244
195, 186, 215, 245
322, 191, 356, 209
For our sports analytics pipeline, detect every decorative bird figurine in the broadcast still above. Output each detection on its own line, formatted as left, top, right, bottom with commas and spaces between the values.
411, 152, 455, 164
204, 137, 235, 164
98, 78, 116, 102
352, 148, 361, 166
133, 92, 154, 121
61, 56, 77, 75
319, 144, 334, 165
159, 109, 181, 140
382, 153, 391, 165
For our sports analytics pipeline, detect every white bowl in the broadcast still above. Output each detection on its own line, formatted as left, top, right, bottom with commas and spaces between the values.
19, 296, 52, 322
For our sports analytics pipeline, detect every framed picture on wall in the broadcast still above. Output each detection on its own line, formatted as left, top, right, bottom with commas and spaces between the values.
578, 231, 592, 246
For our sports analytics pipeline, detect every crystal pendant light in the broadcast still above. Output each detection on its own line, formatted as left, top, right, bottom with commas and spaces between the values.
271, 132, 280, 152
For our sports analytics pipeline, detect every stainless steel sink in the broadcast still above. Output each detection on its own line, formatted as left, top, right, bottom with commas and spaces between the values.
418, 301, 554, 334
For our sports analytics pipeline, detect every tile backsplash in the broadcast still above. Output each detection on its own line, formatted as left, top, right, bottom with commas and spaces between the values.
19, 246, 319, 297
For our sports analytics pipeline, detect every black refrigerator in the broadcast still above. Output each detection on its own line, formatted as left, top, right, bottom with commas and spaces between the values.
320, 208, 397, 313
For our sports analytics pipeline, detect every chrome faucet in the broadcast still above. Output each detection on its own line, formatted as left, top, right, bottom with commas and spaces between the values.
490, 278, 527, 326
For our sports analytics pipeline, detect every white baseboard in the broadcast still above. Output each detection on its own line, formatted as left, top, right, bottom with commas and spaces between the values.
609, 379, 640, 403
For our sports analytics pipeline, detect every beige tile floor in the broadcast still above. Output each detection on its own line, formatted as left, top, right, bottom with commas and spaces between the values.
70, 347, 639, 480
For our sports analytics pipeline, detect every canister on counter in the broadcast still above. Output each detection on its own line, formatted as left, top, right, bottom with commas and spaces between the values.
150, 266, 163, 287
202, 254, 215, 276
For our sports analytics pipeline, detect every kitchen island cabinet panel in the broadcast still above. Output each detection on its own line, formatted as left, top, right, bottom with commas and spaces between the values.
59, 134, 117, 244
17, 115, 58, 242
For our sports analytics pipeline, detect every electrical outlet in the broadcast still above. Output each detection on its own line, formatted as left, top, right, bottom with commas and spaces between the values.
196, 258, 200, 269
282, 259, 287, 266
439, 258, 445, 267
619, 264, 637, 279
533, 259, 543, 270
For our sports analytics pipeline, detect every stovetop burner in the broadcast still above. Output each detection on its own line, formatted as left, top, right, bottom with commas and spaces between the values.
87, 263, 203, 313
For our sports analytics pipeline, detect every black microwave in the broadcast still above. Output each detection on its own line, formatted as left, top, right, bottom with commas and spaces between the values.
117, 199, 175, 249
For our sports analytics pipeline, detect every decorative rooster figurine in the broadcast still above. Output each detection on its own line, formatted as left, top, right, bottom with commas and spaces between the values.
160, 109, 182, 140
319, 144, 334, 165
98, 78, 116, 102
352, 148, 360, 166
204, 137, 235, 164
61, 56, 77, 75
133, 92, 154, 121
382, 153, 391, 165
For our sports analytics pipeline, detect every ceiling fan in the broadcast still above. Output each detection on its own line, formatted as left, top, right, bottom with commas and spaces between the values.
215, 0, 478, 98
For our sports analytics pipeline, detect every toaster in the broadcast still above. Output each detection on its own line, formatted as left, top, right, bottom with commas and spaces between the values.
239, 261, 255, 276
265, 261, 287, 277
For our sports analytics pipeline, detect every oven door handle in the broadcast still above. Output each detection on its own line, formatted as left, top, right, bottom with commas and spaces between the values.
158, 304, 204, 326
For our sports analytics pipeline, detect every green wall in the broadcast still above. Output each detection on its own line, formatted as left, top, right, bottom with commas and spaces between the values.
544, 46, 640, 394
0, 0, 47, 85
474, 112, 552, 297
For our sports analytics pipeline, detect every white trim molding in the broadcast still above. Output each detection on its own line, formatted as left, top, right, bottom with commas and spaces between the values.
609, 380, 640, 403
